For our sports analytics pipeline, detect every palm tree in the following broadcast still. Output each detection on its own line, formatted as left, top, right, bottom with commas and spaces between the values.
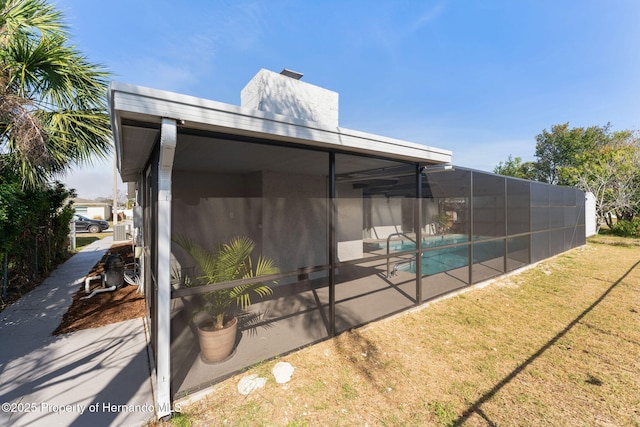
0, 0, 111, 187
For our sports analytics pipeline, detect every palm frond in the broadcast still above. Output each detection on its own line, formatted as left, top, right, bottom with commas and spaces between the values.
173, 235, 279, 321
0, 1, 110, 188
0, 0, 66, 39
255, 255, 279, 277
215, 236, 254, 282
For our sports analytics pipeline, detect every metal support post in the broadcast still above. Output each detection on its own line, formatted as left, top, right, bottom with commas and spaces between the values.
156, 118, 176, 419
328, 152, 336, 337
415, 164, 423, 304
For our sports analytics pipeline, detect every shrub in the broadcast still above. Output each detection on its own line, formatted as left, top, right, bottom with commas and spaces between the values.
610, 218, 640, 237
1, 174, 76, 303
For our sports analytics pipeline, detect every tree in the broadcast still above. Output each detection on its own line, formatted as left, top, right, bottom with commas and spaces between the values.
494, 123, 613, 185
494, 123, 640, 233
1, 169, 75, 300
0, 0, 111, 188
493, 155, 538, 180
534, 123, 611, 185
569, 132, 640, 231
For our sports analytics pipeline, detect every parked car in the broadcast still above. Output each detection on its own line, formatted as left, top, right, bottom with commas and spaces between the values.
73, 214, 109, 233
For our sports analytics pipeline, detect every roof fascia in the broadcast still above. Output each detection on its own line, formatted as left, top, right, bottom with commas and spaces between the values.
108, 82, 453, 173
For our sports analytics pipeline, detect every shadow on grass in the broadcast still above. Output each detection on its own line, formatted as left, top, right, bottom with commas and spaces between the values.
453, 257, 640, 426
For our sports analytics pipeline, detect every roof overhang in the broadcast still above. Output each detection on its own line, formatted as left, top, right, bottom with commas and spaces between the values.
108, 82, 452, 183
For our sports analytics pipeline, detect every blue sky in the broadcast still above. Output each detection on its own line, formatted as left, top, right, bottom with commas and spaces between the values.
57, 0, 640, 199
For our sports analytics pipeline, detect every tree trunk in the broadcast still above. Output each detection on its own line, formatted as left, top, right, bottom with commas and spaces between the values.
605, 212, 614, 229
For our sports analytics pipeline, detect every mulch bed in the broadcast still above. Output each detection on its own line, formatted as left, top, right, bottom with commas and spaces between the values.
52, 242, 146, 335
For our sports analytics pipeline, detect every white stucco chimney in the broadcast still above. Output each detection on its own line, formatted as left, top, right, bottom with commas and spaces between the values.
241, 68, 339, 127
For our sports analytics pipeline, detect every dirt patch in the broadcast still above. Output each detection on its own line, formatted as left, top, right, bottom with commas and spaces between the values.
53, 242, 145, 335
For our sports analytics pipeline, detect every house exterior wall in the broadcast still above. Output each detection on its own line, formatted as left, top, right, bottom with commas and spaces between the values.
422, 198, 439, 235
261, 171, 328, 275
172, 169, 329, 278
364, 197, 405, 239
336, 183, 363, 261
172, 170, 263, 256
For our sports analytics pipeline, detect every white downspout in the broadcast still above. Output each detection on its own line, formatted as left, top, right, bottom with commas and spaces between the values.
156, 118, 176, 419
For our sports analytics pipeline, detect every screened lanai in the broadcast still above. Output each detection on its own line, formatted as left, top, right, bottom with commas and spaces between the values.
167, 137, 585, 398
109, 70, 586, 417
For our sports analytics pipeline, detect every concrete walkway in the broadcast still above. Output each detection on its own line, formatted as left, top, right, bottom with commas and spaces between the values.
0, 237, 155, 427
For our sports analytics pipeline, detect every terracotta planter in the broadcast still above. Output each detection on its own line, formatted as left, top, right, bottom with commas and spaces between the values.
197, 317, 238, 363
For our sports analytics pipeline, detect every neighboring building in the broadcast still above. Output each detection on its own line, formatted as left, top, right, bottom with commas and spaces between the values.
72, 198, 111, 220
109, 69, 586, 419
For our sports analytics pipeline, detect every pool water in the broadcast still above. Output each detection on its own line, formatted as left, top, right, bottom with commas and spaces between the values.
387, 234, 469, 252
400, 246, 469, 275
389, 237, 504, 276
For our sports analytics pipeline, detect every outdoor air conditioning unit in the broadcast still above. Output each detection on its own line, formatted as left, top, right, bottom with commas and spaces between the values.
114, 224, 127, 241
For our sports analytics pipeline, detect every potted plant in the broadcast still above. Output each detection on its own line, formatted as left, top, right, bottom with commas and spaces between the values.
174, 235, 279, 363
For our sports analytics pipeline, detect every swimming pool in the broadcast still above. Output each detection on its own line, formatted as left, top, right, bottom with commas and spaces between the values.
385, 234, 470, 252
388, 237, 504, 276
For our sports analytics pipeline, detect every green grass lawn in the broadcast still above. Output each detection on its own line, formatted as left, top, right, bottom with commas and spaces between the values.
72, 229, 112, 251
